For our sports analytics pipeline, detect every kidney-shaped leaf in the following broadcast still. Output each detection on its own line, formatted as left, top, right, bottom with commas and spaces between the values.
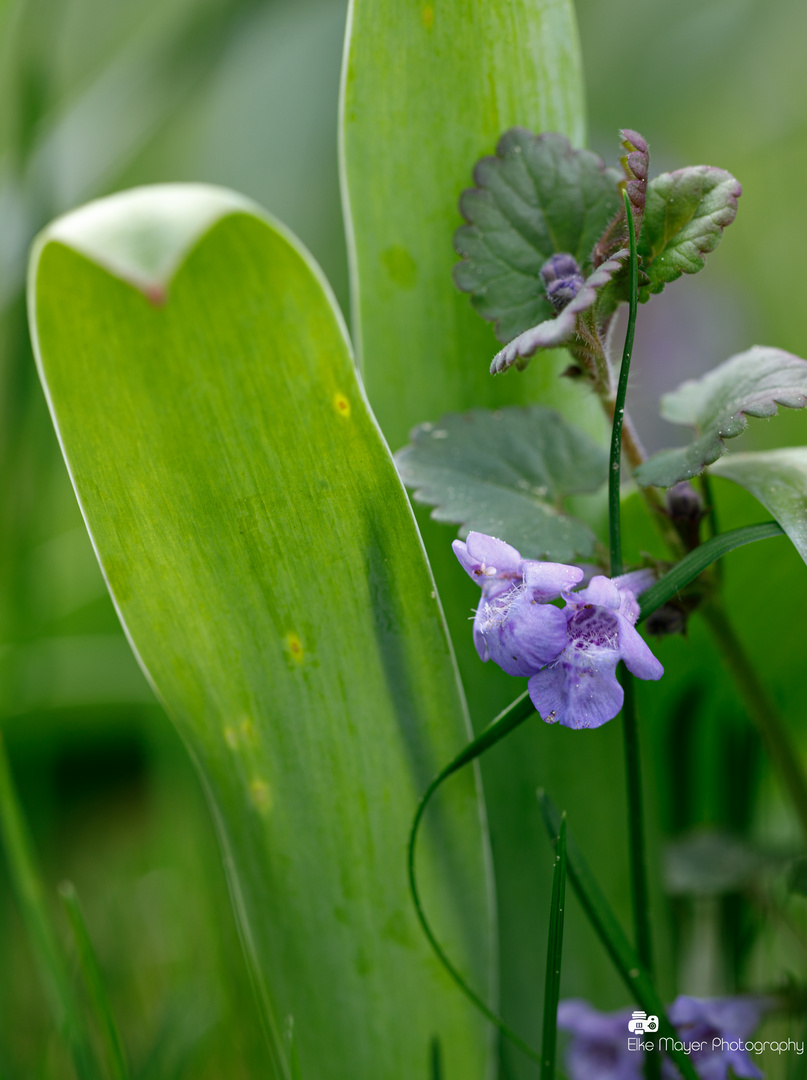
638, 166, 741, 300
395, 406, 607, 562
29, 186, 493, 1080
453, 130, 622, 344
635, 346, 807, 488
710, 448, 807, 565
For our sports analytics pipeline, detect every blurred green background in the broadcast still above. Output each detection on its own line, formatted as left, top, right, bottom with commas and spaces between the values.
2, 0, 806, 1076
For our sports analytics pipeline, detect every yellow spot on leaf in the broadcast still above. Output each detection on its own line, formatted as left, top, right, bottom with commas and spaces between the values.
250, 778, 272, 814
287, 632, 304, 663
334, 392, 351, 418
422, 4, 434, 29
223, 726, 238, 750
240, 717, 259, 747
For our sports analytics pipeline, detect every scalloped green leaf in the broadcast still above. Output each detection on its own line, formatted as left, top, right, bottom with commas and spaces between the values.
453, 130, 622, 344
710, 448, 807, 565
395, 407, 607, 562
637, 166, 741, 300
635, 346, 807, 488
29, 186, 493, 1080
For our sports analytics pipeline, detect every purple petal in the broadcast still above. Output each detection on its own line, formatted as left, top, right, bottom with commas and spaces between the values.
528, 647, 624, 729
522, 560, 585, 601
614, 568, 656, 602
575, 575, 621, 610
472, 604, 489, 662
482, 592, 567, 676
453, 532, 522, 584
618, 619, 663, 681
466, 531, 522, 572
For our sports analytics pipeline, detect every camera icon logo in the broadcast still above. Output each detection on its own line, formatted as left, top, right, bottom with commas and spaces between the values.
628, 1010, 659, 1034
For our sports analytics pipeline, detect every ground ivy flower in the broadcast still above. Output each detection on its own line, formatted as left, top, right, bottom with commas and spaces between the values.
452, 532, 583, 669
453, 533, 662, 728
558, 996, 766, 1080
529, 570, 663, 729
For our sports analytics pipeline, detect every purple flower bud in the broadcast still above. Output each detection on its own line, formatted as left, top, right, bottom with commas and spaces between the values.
665, 481, 705, 550
540, 253, 585, 312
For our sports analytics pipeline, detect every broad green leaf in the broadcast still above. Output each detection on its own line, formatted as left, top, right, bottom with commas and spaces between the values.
341, 9, 632, 1071
29, 185, 493, 1080
394, 406, 607, 562
637, 166, 741, 300
635, 346, 807, 488
710, 448, 807, 565
452, 130, 621, 344
340, 0, 588, 452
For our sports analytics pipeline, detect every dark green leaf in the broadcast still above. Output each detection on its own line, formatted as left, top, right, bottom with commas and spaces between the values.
538, 794, 700, 1080
453, 130, 621, 343
635, 347, 807, 488
395, 406, 608, 562
710, 448, 807, 565
638, 166, 741, 300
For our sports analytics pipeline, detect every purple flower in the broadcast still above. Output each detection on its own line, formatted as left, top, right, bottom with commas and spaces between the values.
558, 1000, 641, 1080
558, 996, 766, 1080
664, 996, 765, 1080
452, 532, 663, 730
452, 532, 583, 670
528, 570, 663, 729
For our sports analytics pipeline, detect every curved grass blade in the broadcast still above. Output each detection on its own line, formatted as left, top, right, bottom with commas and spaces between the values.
538, 793, 699, 1080
29, 185, 493, 1080
58, 881, 130, 1080
408, 692, 541, 1065
0, 731, 97, 1079
638, 521, 784, 620
540, 815, 566, 1080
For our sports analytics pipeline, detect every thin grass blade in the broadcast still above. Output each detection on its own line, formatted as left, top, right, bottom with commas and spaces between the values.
538, 792, 699, 1080
540, 814, 566, 1080
0, 732, 97, 1078
58, 881, 130, 1080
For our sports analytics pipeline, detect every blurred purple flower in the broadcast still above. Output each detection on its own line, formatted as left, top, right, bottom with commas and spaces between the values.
528, 570, 663, 729
558, 996, 766, 1080
558, 1000, 641, 1080
664, 996, 764, 1080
